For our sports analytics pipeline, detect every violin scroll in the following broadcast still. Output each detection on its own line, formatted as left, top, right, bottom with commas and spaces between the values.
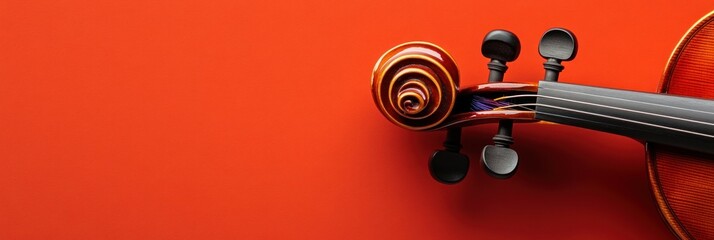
371, 28, 579, 183
371, 42, 460, 131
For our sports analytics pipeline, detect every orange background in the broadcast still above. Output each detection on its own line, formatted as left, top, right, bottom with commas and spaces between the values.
1, 0, 714, 239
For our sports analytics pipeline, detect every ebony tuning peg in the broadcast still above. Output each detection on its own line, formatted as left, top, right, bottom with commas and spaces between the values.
482, 30, 521, 83
481, 121, 518, 178
480, 29, 521, 179
539, 28, 578, 82
429, 128, 469, 184
429, 30, 523, 183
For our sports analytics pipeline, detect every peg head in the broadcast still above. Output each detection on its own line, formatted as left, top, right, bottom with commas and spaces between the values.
539, 28, 578, 61
429, 150, 469, 184
481, 145, 518, 179
482, 30, 521, 62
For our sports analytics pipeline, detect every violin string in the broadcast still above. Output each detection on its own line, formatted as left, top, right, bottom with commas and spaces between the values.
493, 94, 539, 102
492, 93, 714, 127
543, 87, 714, 116
469, 95, 535, 111
496, 91, 714, 116
513, 105, 535, 111
491, 103, 537, 111
492, 94, 536, 111
490, 102, 714, 139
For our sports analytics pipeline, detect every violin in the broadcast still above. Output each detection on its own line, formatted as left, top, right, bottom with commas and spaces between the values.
370, 11, 714, 240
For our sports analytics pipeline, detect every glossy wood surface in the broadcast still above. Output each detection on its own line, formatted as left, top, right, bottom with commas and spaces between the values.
649, 11, 714, 240
371, 42, 460, 131
436, 82, 539, 129
372, 46, 538, 131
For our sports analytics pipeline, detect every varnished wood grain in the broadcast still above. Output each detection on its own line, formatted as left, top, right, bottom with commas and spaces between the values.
371, 42, 537, 131
650, 10, 714, 240
371, 42, 460, 131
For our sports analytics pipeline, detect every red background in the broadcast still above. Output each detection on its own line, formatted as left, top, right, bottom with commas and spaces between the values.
1, 0, 714, 239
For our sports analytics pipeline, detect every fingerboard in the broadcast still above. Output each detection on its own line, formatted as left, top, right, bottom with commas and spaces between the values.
535, 81, 714, 155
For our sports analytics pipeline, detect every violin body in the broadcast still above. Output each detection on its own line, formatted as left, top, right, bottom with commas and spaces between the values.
371, 11, 714, 239
648, 12, 714, 240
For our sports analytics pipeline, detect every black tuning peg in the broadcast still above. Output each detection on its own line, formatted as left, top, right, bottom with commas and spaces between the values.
539, 28, 578, 82
482, 30, 521, 83
481, 121, 518, 178
480, 29, 521, 179
429, 128, 469, 184
429, 29, 523, 184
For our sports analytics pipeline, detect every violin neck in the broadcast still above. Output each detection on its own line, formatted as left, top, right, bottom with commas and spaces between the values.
535, 81, 714, 155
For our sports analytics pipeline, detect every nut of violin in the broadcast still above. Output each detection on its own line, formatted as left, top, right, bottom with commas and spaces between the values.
371, 42, 460, 131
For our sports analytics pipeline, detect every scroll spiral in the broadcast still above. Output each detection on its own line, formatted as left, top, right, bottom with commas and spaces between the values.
371, 42, 460, 131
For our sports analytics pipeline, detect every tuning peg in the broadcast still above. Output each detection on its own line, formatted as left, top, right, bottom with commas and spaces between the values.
425, 32, 520, 185
478, 29, 521, 179
481, 121, 518, 178
429, 128, 469, 184
539, 28, 578, 82
482, 30, 521, 82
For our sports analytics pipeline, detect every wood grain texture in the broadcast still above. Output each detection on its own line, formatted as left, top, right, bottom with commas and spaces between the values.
649, 10, 714, 240
371, 43, 539, 131
371, 42, 460, 131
